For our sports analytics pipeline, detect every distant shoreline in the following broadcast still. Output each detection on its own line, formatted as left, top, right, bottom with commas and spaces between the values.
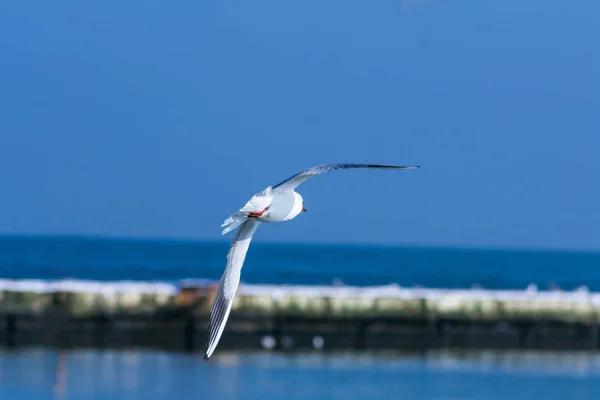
1, 278, 600, 353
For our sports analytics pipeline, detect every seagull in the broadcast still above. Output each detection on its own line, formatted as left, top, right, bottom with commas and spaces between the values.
203, 163, 419, 360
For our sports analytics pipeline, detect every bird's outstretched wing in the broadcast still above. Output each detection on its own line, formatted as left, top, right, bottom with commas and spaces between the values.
204, 219, 260, 361
272, 163, 420, 192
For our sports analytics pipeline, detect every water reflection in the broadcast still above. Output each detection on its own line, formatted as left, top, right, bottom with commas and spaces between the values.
1, 348, 600, 400
53, 351, 66, 399
208, 349, 600, 376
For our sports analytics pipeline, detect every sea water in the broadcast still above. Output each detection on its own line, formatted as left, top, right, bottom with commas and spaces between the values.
0, 235, 598, 290
1, 349, 599, 400
1, 235, 600, 399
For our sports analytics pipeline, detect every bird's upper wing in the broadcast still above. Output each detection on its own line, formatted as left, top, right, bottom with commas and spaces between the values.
204, 219, 260, 360
272, 163, 420, 192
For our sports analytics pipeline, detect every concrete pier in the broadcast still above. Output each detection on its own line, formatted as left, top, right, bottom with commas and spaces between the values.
0, 279, 598, 352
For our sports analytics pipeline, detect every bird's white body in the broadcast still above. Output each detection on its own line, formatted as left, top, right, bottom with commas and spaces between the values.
204, 163, 419, 361
221, 187, 304, 234
262, 191, 305, 222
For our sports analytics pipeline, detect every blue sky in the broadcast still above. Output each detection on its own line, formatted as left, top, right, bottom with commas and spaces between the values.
0, 0, 599, 250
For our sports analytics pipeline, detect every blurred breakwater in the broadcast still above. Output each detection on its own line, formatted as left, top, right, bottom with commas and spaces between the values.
0, 279, 599, 352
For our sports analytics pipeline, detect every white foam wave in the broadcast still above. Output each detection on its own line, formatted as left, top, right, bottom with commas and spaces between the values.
0, 278, 595, 305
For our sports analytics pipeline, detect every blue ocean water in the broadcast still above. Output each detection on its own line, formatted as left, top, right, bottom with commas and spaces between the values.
0, 235, 599, 290
1, 349, 600, 400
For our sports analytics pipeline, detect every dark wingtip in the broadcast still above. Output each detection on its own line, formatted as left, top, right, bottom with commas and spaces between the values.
367, 164, 420, 170
204, 354, 210, 362
383, 165, 421, 169
392, 165, 420, 169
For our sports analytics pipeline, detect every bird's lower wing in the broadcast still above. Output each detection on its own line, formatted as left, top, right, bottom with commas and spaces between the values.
272, 163, 419, 192
204, 219, 260, 360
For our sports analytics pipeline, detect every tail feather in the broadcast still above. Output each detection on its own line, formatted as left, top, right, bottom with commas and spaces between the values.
221, 212, 247, 235
221, 186, 273, 235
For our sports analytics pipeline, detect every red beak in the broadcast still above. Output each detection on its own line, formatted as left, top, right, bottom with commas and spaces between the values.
302, 206, 307, 212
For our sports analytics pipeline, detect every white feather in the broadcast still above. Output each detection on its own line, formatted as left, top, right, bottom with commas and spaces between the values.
205, 219, 260, 360
220, 187, 273, 235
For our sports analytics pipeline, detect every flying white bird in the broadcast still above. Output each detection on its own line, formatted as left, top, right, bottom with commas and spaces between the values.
203, 163, 420, 360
